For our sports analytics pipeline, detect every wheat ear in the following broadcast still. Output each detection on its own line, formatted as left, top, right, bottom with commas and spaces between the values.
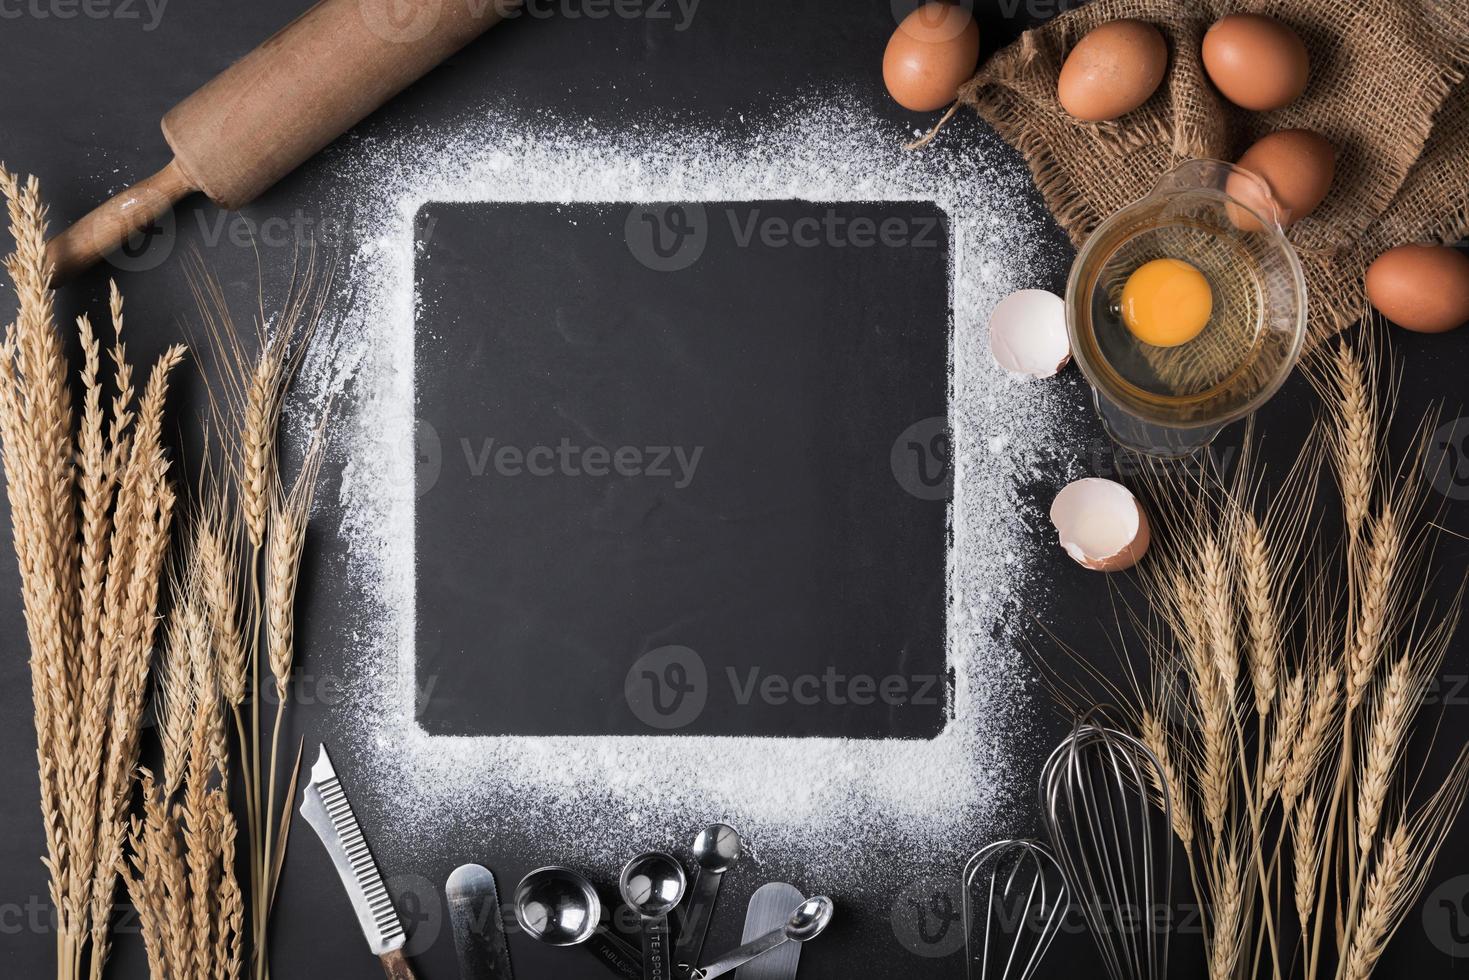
1292, 792, 1321, 933
1282, 667, 1340, 811
1141, 709, 1194, 846
1327, 341, 1376, 547
197, 499, 248, 708
1262, 671, 1306, 800
1208, 842, 1246, 980
1345, 504, 1401, 709
1238, 512, 1280, 718
1354, 654, 1416, 859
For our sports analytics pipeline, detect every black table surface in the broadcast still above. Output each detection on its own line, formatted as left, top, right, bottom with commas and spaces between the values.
2, 2, 1467, 978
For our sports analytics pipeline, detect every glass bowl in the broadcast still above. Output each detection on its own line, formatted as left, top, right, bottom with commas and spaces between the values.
1064, 159, 1308, 457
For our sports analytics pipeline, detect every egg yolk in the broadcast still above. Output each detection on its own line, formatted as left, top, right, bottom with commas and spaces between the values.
1120, 258, 1213, 347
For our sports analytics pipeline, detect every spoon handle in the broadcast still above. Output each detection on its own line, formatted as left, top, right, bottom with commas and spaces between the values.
688, 928, 788, 980
641, 913, 675, 980
583, 932, 644, 980
606, 930, 645, 961
673, 867, 724, 973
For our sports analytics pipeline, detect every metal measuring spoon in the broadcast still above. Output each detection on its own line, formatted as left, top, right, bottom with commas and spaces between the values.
673, 824, 743, 975
514, 866, 642, 980
619, 851, 687, 980
688, 896, 834, 980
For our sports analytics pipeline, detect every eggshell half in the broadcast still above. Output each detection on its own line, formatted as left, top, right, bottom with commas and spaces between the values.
988, 289, 1071, 379
1366, 245, 1469, 334
1049, 478, 1152, 572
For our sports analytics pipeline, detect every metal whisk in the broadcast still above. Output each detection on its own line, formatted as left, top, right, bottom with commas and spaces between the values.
1038, 722, 1173, 980
961, 839, 1068, 980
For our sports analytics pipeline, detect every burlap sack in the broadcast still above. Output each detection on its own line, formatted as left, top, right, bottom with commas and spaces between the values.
956, 0, 1469, 342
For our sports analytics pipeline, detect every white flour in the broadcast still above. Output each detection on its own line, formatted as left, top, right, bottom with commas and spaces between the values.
298, 97, 1075, 889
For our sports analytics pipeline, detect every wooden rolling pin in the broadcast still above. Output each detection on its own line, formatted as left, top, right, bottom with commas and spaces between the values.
46, 0, 518, 284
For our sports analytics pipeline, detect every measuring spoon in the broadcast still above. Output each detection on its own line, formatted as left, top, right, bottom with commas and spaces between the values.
619, 851, 687, 980
674, 824, 743, 975
514, 866, 642, 980
688, 896, 834, 980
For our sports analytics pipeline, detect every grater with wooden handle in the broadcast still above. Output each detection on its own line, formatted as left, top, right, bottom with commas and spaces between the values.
300, 743, 417, 980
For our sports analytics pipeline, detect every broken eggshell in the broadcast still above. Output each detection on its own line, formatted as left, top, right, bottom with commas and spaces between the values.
1049, 478, 1152, 572
988, 289, 1071, 378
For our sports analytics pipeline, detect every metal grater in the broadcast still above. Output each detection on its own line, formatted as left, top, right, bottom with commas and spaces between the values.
300, 744, 408, 956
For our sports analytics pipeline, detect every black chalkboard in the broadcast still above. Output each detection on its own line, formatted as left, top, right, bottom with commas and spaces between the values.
413, 200, 951, 738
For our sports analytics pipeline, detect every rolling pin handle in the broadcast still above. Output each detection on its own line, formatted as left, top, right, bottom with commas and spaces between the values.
44, 157, 197, 287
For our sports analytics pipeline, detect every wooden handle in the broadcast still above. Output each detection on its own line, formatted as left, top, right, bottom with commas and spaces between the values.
379, 947, 417, 980
44, 158, 196, 286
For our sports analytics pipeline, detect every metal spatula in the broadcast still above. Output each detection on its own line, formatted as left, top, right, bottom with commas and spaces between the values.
734, 883, 806, 980
447, 864, 515, 979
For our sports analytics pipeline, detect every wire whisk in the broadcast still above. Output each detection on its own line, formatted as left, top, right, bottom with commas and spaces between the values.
1039, 722, 1173, 980
961, 839, 1068, 980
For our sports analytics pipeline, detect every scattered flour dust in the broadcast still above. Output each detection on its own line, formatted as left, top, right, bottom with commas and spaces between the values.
296, 98, 1074, 890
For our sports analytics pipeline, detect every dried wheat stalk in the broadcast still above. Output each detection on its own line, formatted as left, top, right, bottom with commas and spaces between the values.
1142, 708, 1195, 847
1077, 335, 1467, 980
1340, 751, 1469, 979
1283, 667, 1340, 812
125, 557, 245, 980
1292, 793, 1322, 932
265, 441, 324, 697
186, 255, 328, 980
3, 171, 329, 980
1239, 513, 1281, 719
197, 498, 247, 708
1261, 671, 1305, 800
0, 169, 185, 980
1209, 843, 1247, 980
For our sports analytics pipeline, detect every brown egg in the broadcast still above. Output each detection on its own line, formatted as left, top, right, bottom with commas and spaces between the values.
1057, 19, 1169, 122
1202, 13, 1310, 111
883, 2, 981, 112
1366, 245, 1469, 334
1225, 128, 1336, 231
